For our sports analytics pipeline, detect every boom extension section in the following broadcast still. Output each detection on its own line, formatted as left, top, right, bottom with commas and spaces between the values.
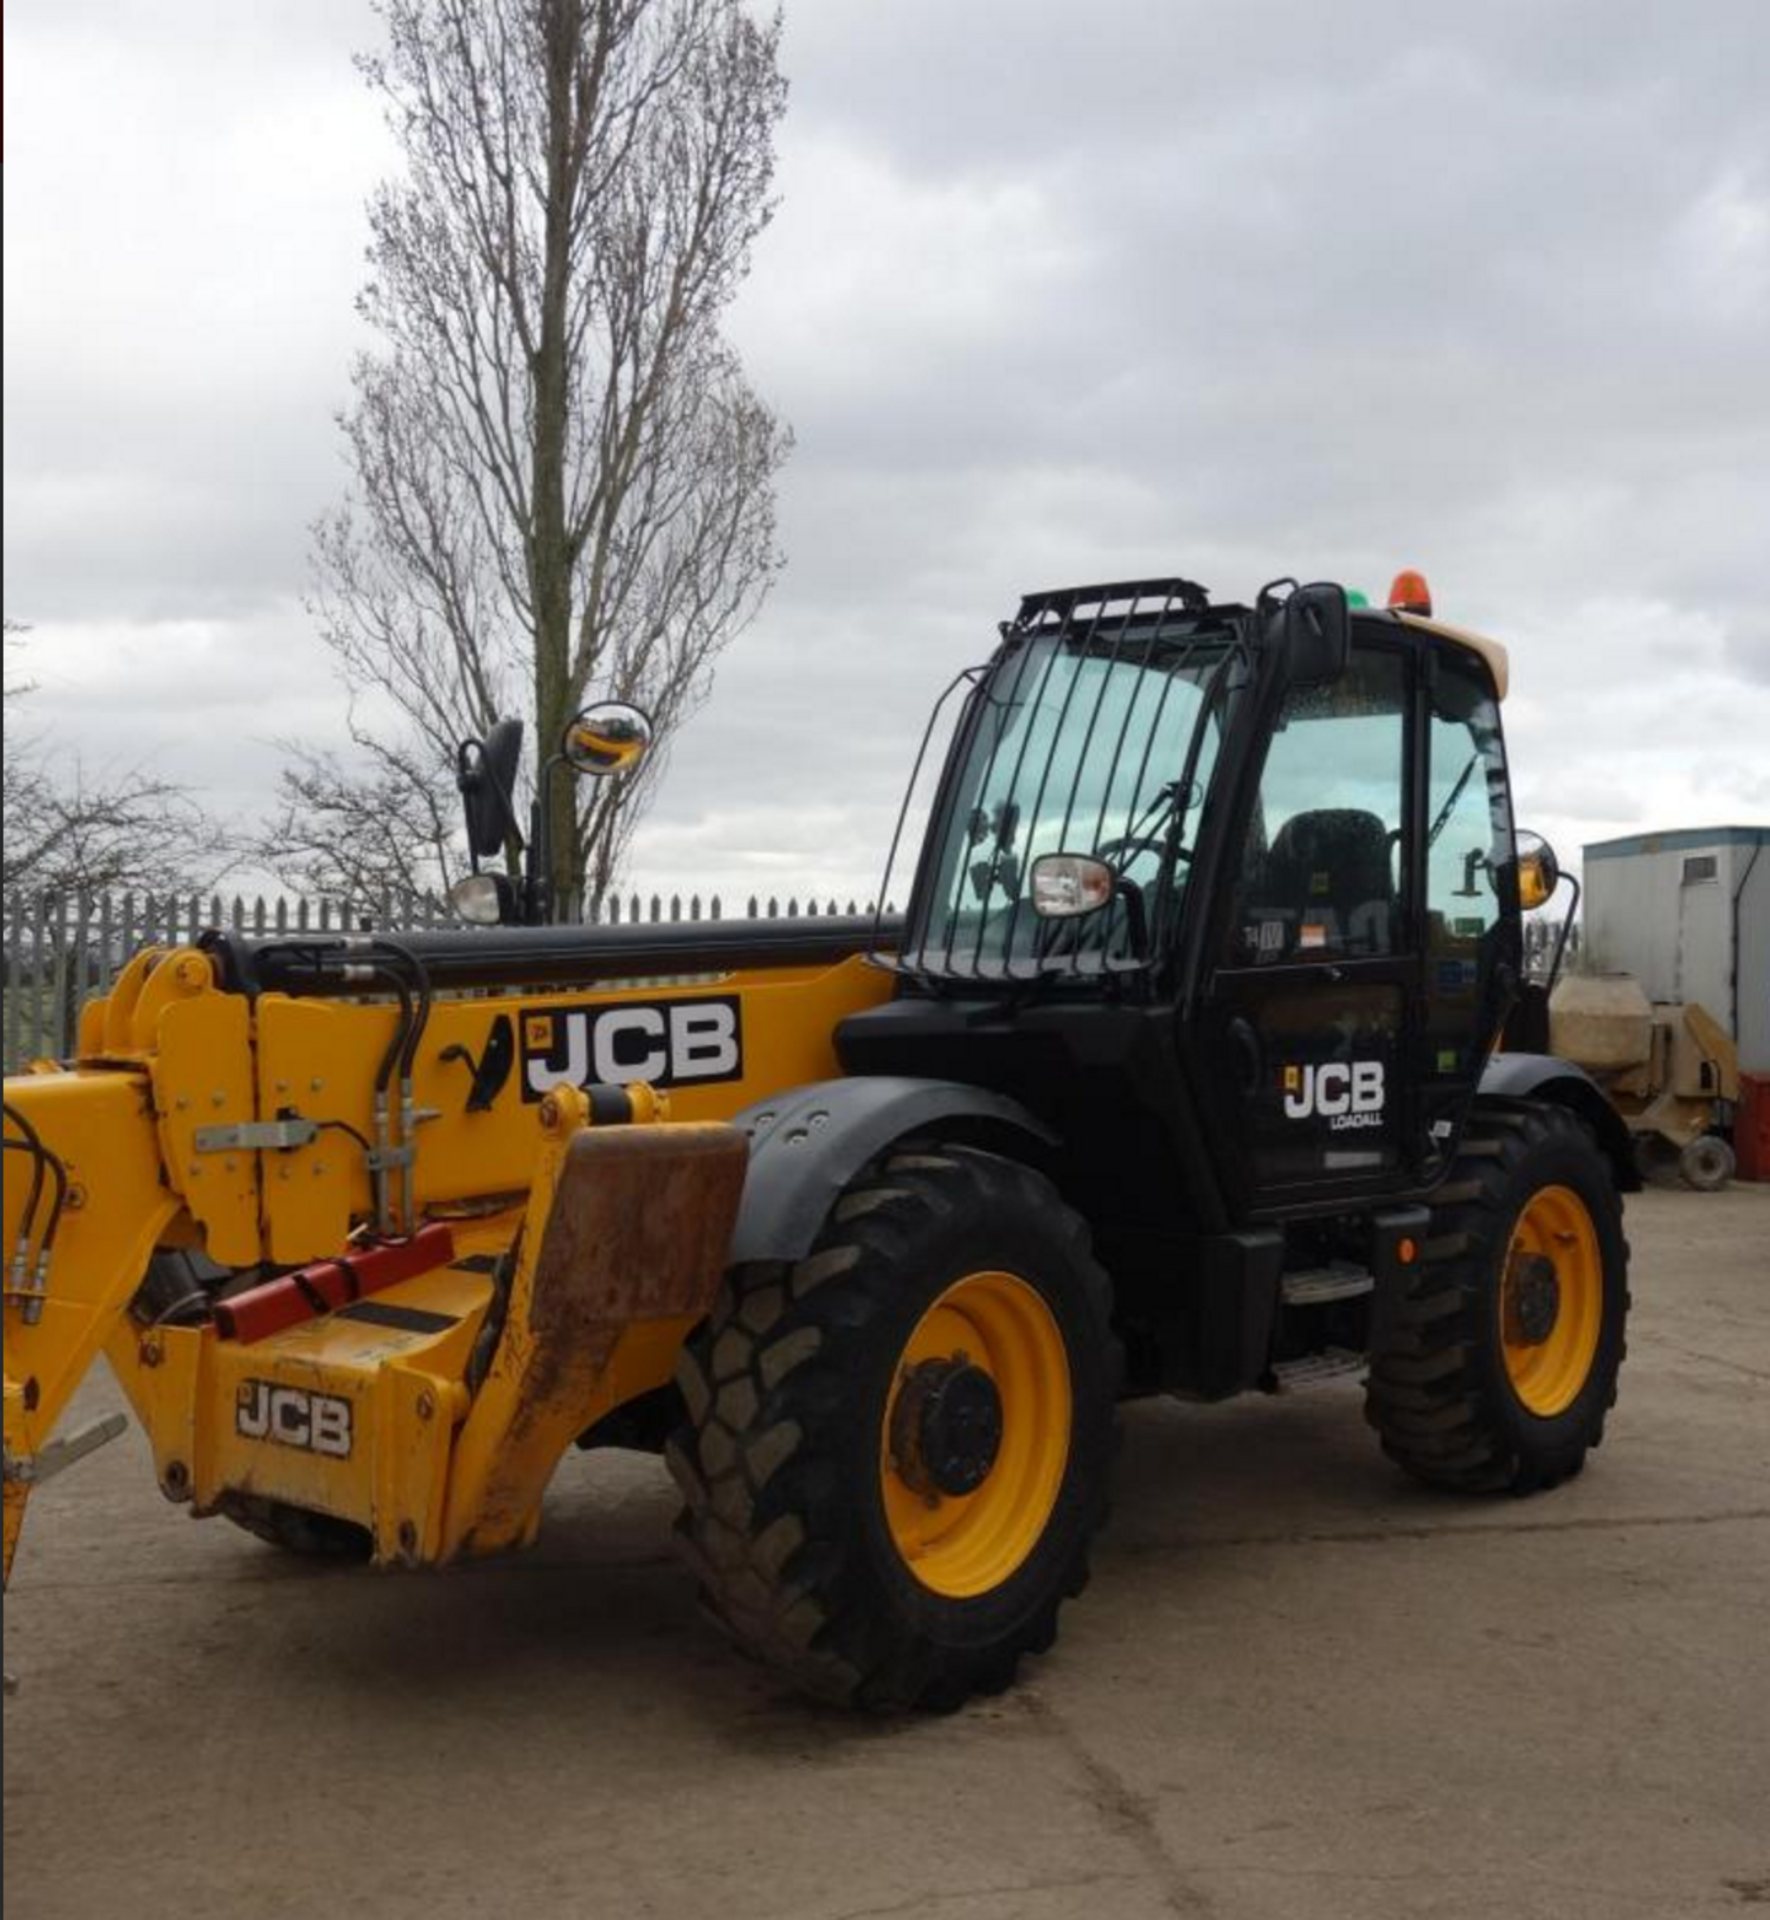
3, 923, 892, 1585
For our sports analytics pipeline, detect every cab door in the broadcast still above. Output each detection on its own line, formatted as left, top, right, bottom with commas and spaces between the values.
1198, 636, 1420, 1211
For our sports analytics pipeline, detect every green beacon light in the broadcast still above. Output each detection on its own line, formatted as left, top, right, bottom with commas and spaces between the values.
1346, 588, 1371, 609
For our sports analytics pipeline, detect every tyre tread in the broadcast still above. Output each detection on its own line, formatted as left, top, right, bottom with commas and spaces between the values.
669, 1146, 1119, 1709
1365, 1101, 1630, 1494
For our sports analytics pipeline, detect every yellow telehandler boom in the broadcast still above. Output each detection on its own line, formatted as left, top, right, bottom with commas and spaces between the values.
3, 921, 892, 1583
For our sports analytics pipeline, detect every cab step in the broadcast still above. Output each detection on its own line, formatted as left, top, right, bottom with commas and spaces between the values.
1269, 1347, 1368, 1392
1280, 1263, 1375, 1307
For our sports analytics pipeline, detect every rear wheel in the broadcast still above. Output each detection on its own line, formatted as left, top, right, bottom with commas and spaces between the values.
1366, 1102, 1629, 1493
668, 1144, 1119, 1710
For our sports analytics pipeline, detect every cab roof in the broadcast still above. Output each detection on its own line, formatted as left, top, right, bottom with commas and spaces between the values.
1008, 578, 1512, 702
1392, 610, 1510, 700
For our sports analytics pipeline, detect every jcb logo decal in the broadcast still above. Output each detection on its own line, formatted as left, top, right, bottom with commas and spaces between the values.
521, 995, 743, 1101
1282, 1061, 1386, 1132
236, 1381, 353, 1458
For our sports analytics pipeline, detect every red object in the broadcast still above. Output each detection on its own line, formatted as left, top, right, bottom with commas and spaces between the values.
1388, 568, 1433, 617
215, 1224, 456, 1343
1737, 1073, 1770, 1183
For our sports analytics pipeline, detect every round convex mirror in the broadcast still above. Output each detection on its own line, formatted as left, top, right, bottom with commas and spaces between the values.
562, 701, 654, 778
1514, 829, 1562, 912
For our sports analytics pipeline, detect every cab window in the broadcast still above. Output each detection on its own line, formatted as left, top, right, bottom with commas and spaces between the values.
1229, 646, 1408, 965
1426, 653, 1511, 952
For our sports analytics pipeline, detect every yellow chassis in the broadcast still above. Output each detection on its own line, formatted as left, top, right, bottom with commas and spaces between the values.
3, 943, 892, 1583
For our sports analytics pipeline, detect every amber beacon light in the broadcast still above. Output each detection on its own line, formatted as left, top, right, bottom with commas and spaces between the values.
1388, 568, 1433, 616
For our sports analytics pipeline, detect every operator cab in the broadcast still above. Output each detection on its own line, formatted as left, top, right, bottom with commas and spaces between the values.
844, 571, 1560, 1236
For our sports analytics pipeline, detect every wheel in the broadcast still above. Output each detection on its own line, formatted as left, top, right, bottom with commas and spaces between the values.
667, 1143, 1119, 1710
215, 1493, 371, 1560
1631, 1132, 1666, 1184
1678, 1135, 1734, 1192
1365, 1102, 1629, 1494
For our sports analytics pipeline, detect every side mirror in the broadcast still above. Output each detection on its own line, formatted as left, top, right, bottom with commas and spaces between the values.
457, 717, 525, 860
1029, 853, 1116, 918
1515, 829, 1562, 911
563, 701, 653, 779
1285, 581, 1351, 688
447, 871, 518, 926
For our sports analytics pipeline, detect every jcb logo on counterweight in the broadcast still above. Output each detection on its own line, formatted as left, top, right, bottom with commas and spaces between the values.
520, 996, 743, 1100
236, 1381, 353, 1458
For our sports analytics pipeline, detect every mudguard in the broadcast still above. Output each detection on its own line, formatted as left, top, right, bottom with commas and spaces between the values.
727, 1076, 1058, 1266
1478, 1053, 1641, 1192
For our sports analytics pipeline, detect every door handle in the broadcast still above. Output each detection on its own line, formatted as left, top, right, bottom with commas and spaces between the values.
1227, 1016, 1263, 1096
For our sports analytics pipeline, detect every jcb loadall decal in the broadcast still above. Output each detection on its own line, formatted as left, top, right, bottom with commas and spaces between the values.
1282, 1060, 1386, 1131
521, 995, 743, 1100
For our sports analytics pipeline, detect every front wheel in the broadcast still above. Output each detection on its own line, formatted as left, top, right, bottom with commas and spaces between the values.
668, 1144, 1119, 1710
1366, 1102, 1629, 1493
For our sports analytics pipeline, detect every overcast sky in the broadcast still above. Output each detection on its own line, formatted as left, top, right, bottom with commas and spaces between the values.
5, 0, 1768, 907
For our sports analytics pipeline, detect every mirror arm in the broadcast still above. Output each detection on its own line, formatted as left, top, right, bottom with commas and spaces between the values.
1545, 870, 1581, 995
527, 751, 569, 926
1118, 880, 1150, 962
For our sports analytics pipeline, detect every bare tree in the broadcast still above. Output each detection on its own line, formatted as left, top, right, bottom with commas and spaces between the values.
300, 0, 790, 910
255, 731, 461, 919
3, 624, 230, 898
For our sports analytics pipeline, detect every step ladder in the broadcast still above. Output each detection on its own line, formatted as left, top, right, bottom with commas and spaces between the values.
1279, 1262, 1375, 1307
1269, 1347, 1368, 1392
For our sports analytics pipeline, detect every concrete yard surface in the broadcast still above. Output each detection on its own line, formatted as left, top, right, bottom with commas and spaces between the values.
5, 1182, 1767, 1920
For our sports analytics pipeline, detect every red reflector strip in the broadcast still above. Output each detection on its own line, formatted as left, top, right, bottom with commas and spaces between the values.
215, 1223, 457, 1344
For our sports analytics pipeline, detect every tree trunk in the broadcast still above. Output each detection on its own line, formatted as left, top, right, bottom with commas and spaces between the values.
301, 0, 788, 916
533, 0, 585, 906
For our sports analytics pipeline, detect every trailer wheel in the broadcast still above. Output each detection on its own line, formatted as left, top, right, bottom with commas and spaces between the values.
1678, 1135, 1734, 1192
1366, 1102, 1629, 1493
668, 1144, 1119, 1710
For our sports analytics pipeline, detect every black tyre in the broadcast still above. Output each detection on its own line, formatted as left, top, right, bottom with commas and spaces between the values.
1366, 1102, 1629, 1493
1678, 1135, 1734, 1192
668, 1144, 1119, 1710
215, 1493, 371, 1560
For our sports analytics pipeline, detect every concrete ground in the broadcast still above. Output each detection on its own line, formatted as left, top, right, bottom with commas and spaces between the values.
5, 1182, 1767, 1920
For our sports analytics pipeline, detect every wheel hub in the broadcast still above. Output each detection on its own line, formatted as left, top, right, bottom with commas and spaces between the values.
890, 1356, 1004, 1498
1504, 1250, 1561, 1346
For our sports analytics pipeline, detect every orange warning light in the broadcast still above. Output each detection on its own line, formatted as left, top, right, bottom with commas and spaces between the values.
1389, 569, 1433, 617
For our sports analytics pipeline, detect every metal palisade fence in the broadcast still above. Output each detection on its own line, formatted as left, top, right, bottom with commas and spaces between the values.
1, 886, 888, 1073
4, 886, 1573, 1073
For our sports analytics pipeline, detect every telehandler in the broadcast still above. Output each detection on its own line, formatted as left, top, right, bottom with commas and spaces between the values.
3, 571, 1634, 1710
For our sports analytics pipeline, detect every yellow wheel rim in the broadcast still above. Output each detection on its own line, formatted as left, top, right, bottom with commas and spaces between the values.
880, 1271, 1071, 1599
1500, 1184, 1604, 1417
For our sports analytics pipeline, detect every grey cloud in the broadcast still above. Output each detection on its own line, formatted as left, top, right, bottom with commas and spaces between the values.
5, 0, 1767, 903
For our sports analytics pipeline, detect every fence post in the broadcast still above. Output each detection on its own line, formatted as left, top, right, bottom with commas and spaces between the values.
44, 892, 68, 1060
67, 888, 93, 1057
98, 891, 115, 1000
5, 895, 25, 1070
